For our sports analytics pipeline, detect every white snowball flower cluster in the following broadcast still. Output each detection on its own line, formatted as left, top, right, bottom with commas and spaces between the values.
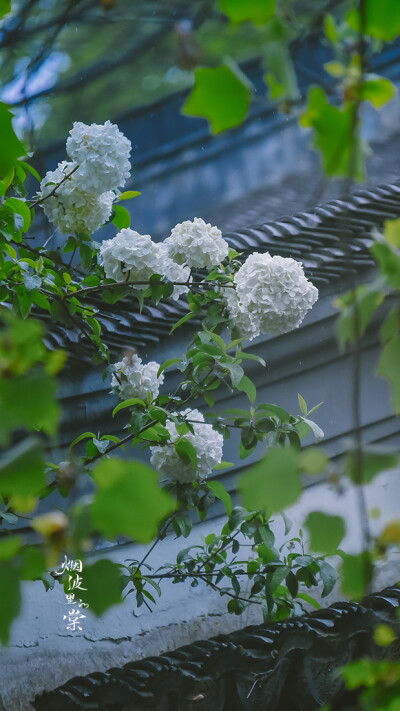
150, 408, 224, 483
99, 229, 190, 301
225, 252, 318, 340
40, 162, 115, 236
111, 353, 164, 402
39, 120, 132, 236
66, 120, 131, 193
164, 217, 229, 269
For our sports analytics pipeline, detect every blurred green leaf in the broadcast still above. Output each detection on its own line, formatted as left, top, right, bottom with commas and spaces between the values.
347, 0, 400, 42
0, 437, 45, 498
300, 448, 329, 475
69, 559, 124, 616
0, 103, 25, 178
219, 0, 275, 25
340, 552, 373, 600
0, 371, 59, 444
0, 560, 21, 644
377, 335, 400, 414
345, 447, 398, 484
0, 536, 22, 560
300, 87, 367, 180
305, 512, 345, 555
380, 308, 399, 344
264, 41, 299, 102
361, 75, 396, 108
335, 284, 384, 348
0, 1, 11, 19
21, 547, 47, 580
371, 242, 400, 288
384, 217, 400, 248
239, 447, 301, 513
183, 60, 252, 133
91, 458, 176, 542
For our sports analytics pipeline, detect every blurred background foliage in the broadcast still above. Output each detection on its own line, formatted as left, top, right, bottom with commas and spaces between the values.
0, 0, 349, 147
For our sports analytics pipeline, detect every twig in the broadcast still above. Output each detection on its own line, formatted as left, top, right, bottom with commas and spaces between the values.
29, 164, 79, 209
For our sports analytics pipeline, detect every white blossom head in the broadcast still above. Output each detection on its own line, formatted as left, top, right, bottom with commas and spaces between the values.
150, 408, 223, 483
66, 120, 131, 193
164, 217, 229, 269
99, 229, 190, 299
99, 229, 162, 284
111, 352, 164, 402
226, 252, 318, 341
39, 161, 114, 235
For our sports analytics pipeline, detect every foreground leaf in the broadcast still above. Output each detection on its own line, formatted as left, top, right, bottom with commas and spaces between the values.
183, 60, 251, 133
239, 447, 301, 514
91, 459, 176, 542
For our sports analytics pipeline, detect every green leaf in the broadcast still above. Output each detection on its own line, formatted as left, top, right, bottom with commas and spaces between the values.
70, 559, 124, 616
377, 335, 400, 414
257, 403, 291, 423
70, 432, 96, 449
101, 284, 130, 304
157, 358, 182, 378
324, 14, 339, 42
170, 312, 196, 334
0, 560, 21, 644
224, 362, 244, 387
0, 437, 45, 498
0, 0, 11, 19
183, 59, 252, 134
384, 217, 400, 248
220, 0, 275, 25
4, 198, 31, 232
0, 371, 60, 444
239, 447, 301, 514
335, 285, 384, 348
300, 87, 367, 181
264, 41, 300, 103
270, 564, 290, 592
19, 160, 40, 182
298, 393, 307, 415
0, 536, 22, 560
112, 398, 146, 418
112, 204, 131, 229
297, 592, 321, 609
0, 103, 25, 178
91, 458, 176, 542
119, 191, 141, 200
374, 624, 396, 647
300, 448, 329, 476
21, 547, 46, 580
340, 552, 373, 600
371, 242, 400, 288
318, 560, 338, 598
301, 418, 324, 441
345, 447, 398, 484
324, 61, 346, 77
208, 481, 233, 514
347, 0, 400, 42
175, 438, 198, 470
361, 75, 396, 108
380, 309, 399, 345
173, 512, 192, 538
237, 374, 256, 403
305, 512, 345, 555
213, 461, 234, 470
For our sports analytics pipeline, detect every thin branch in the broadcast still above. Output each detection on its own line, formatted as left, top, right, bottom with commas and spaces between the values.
29, 164, 79, 208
